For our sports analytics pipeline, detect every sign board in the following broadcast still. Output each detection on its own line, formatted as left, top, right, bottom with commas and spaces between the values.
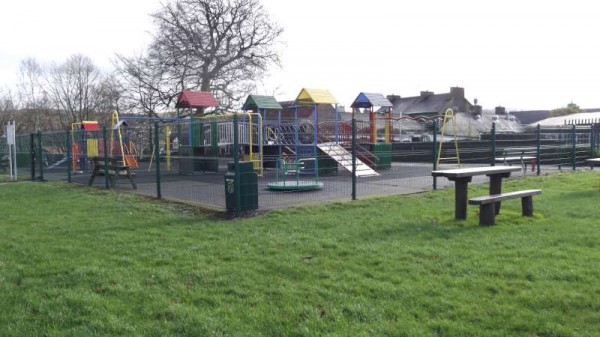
6, 123, 15, 145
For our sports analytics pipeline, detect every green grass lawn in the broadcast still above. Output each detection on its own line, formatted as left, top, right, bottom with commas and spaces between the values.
1, 172, 599, 337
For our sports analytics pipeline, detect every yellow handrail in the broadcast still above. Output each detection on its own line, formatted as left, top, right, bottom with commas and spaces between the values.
110, 110, 127, 166
436, 108, 461, 168
196, 112, 263, 176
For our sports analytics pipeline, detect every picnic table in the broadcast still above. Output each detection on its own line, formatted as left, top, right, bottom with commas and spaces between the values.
432, 166, 521, 220
88, 157, 137, 189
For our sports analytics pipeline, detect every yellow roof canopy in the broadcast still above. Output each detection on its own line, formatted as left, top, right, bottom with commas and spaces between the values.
295, 88, 338, 105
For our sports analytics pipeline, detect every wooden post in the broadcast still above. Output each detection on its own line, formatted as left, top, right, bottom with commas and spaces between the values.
489, 174, 503, 214
453, 177, 471, 220
479, 204, 496, 226
522, 196, 534, 216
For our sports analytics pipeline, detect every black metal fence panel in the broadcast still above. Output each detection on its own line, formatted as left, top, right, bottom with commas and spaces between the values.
4, 120, 598, 214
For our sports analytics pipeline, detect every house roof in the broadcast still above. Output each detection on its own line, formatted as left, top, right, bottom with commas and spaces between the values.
394, 93, 454, 115
533, 112, 600, 127
175, 90, 220, 109
351, 92, 393, 109
295, 88, 338, 105
509, 110, 550, 125
391, 88, 473, 116
242, 95, 282, 110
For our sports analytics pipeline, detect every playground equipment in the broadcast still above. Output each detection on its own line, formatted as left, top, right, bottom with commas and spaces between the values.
242, 93, 322, 191
118, 115, 180, 172
242, 90, 389, 190
290, 88, 340, 177
176, 90, 220, 172
346, 92, 395, 172
110, 111, 138, 169
436, 108, 461, 168
176, 89, 220, 117
71, 121, 101, 172
266, 156, 324, 191
242, 94, 283, 147
150, 124, 171, 172
70, 112, 140, 172
190, 112, 264, 175
259, 88, 341, 191
351, 92, 393, 144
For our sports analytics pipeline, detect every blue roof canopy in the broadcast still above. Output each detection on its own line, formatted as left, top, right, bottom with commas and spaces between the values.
351, 92, 393, 109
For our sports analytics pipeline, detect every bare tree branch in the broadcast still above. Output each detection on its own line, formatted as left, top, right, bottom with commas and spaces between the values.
116, 0, 283, 114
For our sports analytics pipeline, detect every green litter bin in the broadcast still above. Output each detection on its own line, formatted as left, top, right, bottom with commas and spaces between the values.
371, 143, 392, 169
224, 161, 258, 212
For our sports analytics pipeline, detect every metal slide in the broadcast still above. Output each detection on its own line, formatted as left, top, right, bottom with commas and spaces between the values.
317, 142, 379, 177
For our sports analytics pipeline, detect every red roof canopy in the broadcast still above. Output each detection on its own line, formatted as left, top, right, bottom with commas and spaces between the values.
81, 121, 100, 131
176, 90, 220, 109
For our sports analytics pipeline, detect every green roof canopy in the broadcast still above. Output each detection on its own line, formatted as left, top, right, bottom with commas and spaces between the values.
242, 95, 282, 110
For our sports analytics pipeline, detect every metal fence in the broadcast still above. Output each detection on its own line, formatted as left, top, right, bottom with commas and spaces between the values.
3, 120, 598, 216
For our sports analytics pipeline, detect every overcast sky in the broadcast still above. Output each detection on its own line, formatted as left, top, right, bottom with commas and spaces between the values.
1, 0, 599, 111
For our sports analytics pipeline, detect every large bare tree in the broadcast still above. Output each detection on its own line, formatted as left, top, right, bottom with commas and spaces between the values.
0, 88, 16, 132
14, 58, 64, 132
44, 54, 105, 125
93, 73, 124, 125
116, 0, 283, 114
114, 49, 183, 116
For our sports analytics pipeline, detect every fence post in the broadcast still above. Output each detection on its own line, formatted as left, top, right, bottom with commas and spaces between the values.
30, 133, 35, 181
102, 127, 109, 189
37, 131, 44, 181
66, 129, 72, 183
571, 124, 576, 171
432, 119, 438, 190
351, 118, 357, 200
536, 124, 541, 176
155, 122, 162, 199
233, 113, 241, 217
491, 122, 496, 166
590, 123, 595, 158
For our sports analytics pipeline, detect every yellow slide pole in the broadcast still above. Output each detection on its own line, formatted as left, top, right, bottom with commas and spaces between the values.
111, 110, 127, 166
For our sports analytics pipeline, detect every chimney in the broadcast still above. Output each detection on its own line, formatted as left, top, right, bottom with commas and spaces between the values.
420, 91, 434, 98
450, 87, 465, 112
495, 106, 506, 115
386, 94, 401, 105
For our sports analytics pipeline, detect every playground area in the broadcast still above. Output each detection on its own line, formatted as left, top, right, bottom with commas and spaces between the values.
3, 88, 598, 213
37, 153, 558, 212
73, 160, 438, 210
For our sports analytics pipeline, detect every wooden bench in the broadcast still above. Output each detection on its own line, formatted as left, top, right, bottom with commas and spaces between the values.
88, 158, 137, 189
495, 147, 537, 174
586, 158, 600, 170
468, 189, 541, 226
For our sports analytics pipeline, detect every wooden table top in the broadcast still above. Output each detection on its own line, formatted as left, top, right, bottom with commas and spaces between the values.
431, 166, 521, 178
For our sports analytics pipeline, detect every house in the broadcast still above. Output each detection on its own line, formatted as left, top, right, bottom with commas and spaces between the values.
509, 110, 550, 125
532, 110, 600, 127
512, 108, 600, 126
510, 108, 600, 126
387, 87, 477, 119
